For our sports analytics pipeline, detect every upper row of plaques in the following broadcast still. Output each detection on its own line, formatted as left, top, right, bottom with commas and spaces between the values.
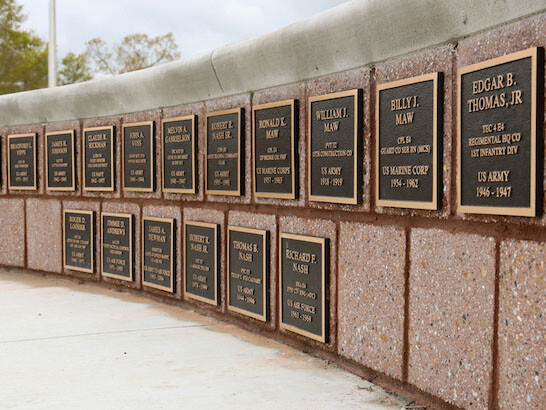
3, 47, 543, 217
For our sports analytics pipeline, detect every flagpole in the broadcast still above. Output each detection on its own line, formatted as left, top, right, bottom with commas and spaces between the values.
48, 0, 56, 87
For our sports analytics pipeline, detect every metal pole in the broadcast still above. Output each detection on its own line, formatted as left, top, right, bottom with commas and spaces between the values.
48, 0, 56, 88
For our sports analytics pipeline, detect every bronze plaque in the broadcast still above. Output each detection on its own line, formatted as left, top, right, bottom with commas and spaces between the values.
63, 210, 94, 273
376, 73, 442, 209
8, 133, 37, 190
308, 90, 361, 204
227, 226, 269, 321
46, 130, 76, 191
184, 221, 219, 305
162, 115, 197, 193
205, 108, 243, 196
458, 47, 543, 217
253, 100, 296, 199
123, 121, 154, 192
101, 213, 133, 282
279, 233, 328, 343
142, 216, 175, 292
83, 126, 114, 191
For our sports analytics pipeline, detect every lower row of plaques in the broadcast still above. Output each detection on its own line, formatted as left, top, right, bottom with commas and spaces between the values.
62, 210, 328, 343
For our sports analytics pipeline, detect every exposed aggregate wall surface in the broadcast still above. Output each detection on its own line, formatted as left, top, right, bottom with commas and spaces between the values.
0, 4, 545, 410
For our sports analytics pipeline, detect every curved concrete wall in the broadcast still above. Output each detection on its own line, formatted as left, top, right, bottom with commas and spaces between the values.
0, 2, 545, 409
0, 0, 544, 126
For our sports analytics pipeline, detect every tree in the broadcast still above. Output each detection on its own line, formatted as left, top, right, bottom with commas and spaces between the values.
57, 52, 92, 85
0, 0, 48, 94
85, 33, 181, 75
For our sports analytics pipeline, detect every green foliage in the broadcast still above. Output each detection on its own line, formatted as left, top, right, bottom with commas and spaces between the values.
0, 0, 48, 94
85, 33, 181, 75
57, 52, 93, 86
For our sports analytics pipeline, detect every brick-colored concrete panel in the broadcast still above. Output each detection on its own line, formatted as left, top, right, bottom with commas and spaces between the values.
279, 216, 337, 350
204, 95, 251, 204
306, 68, 372, 212
101, 201, 141, 289
63, 200, 101, 281
375, 45, 455, 218
409, 229, 495, 409
228, 211, 277, 329
142, 205, 182, 299
183, 207, 225, 309
0, 199, 25, 267
338, 223, 405, 379
162, 102, 205, 202
26, 199, 62, 273
498, 239, 545, 409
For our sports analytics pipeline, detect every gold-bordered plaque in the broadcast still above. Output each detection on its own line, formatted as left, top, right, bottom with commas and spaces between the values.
82, 126, 115, 192
376, 73, 441, 210
45, 130, 76, 192
63, 209, 94, 273
308, 89, 361, 204
205, 108, 243, 196
279, 232, 328, 343
122, 121, 155, 192
183, 221, 220, 306
227, 225, 269, 322
142, 216, 175, 293
7, 133, 37, 190
161, 115, 197, 194
252, 100, 297, 199
458, 47, 543, 217
101, 212, 134, 282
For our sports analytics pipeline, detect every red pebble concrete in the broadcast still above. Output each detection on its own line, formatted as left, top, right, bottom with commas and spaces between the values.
498, 239, 546, 409
408, 229, 496, 409
338, 222, 406, 380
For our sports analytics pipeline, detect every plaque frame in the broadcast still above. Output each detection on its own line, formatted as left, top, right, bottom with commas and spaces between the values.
252, 100, 296, 199
142, 216, 175, 292
457, 47, 542, 217
183, 220, 219, 306
375, 72, 440, 210
161, 115, 197, 194
227, 225, 269, 322
82, 126, 115, 192
7, 133, 37, 191
45, 130, 76, 192
63, 209, 94, 273
122, 121, 155, 193
278, 232, 327, 343
101, 212, 134, 282
307, 89, 361, 204
205, 108, 242, 196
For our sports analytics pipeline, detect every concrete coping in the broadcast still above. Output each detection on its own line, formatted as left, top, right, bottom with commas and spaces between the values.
0, 0, 544, 127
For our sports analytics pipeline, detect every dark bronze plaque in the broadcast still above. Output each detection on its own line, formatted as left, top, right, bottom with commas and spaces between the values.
162, 115, 197, 193
377, 73, 441, 209
205, 108, 242, 196
7, 133, 36, 190
253, 100, 296, 199
227, 226, 269, 321
123, 121, 154, 192
83, 126, 114, 191
458, 47, 543, 217
46, 130, 76, 191
308, 90, 361, 204
142, 217, 175, 292
101, 213, 133, 281
184, 221, 219, 305
63, 210, 94, 273
279, 233, 328, 343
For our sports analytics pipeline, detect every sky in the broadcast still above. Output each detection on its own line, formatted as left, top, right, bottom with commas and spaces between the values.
18, 0, 349, 60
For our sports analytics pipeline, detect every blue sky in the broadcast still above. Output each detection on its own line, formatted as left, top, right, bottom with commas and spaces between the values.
19, 0, 348, 60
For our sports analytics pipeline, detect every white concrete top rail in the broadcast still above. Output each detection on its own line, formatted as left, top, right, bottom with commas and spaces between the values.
0, 0, 544, 127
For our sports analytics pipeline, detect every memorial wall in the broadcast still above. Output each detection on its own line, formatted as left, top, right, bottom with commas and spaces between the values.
0, 1, 544, 408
